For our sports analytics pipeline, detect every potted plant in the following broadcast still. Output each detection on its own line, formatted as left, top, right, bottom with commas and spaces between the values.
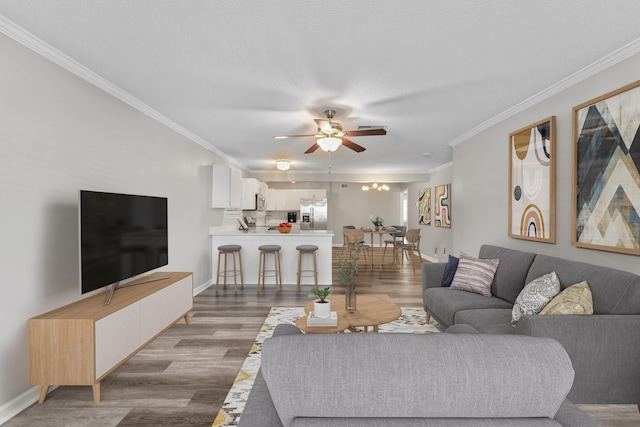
310, 286, 331, 319
371, 216, 384, 231
337, 250, 359, 313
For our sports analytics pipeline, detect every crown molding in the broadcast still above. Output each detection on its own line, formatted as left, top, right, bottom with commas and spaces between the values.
0, 16, 245, 170
448, 36, 640, 147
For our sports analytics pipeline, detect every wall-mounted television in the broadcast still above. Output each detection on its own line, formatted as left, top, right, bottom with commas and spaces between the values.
79, 190, 168, 301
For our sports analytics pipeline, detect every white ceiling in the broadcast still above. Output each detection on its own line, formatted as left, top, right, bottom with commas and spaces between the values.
2, 1, 640, 182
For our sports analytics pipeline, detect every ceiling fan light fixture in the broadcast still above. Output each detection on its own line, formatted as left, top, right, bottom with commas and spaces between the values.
275, 159, 291, 171
317, 137, 342, 152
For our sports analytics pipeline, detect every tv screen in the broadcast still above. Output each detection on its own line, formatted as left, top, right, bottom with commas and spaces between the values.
79, 190, 168, 294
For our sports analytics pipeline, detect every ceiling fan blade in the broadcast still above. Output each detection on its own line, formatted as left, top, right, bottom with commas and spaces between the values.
273, 134, 318, 139
344, 128, 387, 137
341, 138, 366, 153
314, 119, 333, 134
304, 142, 320, 154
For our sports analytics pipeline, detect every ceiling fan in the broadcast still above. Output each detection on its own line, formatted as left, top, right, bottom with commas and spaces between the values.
273, 109, 387, 154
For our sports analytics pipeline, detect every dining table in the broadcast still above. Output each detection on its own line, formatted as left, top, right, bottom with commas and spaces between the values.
360, 227, 399, 268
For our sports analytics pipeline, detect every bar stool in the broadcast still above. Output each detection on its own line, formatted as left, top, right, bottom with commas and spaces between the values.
296, 244, 318, 292
215, 244, 243, 291
257, 244, 282, 291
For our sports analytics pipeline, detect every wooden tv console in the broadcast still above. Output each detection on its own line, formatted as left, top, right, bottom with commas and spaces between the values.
28, 272, 193, 404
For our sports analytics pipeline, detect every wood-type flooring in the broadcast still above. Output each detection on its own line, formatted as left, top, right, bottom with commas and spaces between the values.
6, 248, 639, 426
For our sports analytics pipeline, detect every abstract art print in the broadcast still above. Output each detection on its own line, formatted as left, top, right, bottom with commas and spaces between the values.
573, 80, 640, 255
508, 116, 556, 243
434, 184, 451, 228
418, 188, 431, 225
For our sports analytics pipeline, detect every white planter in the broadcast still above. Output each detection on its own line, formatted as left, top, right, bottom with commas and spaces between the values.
314, 300, 331, 319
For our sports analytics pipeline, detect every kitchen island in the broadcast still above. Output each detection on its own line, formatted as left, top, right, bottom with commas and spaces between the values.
209, 226, 335, 287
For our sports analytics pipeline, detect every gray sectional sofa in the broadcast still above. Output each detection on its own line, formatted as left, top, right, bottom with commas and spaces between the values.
239, 324, 599, 426
422, 244, 640, 404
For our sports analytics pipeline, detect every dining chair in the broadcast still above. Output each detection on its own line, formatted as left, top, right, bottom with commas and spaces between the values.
398, 229, 422, 273
381, 225, 406, 265
341, 225, 357, 255
343, 228, 373, 269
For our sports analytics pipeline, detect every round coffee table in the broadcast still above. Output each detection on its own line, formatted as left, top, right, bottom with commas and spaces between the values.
303, 295, 401, 332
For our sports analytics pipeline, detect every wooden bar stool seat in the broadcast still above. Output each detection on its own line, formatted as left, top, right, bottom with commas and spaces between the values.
258, 244, 282, 291
296, 244, 318, 292
215, 244, 243, 291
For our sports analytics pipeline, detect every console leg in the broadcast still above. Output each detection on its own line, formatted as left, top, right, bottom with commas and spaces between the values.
183, 313, 190, 325
92, 382, 101, 403
38, 385, 49, 404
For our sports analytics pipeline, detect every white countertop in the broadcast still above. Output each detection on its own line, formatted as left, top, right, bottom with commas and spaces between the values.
209, 226, 334, 237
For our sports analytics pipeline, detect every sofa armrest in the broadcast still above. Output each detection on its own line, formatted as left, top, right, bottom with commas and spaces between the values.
515, 314, 640, 404
422, 262, 447, 291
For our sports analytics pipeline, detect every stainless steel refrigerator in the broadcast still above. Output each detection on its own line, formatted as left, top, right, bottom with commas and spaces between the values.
300, 198, 327, 230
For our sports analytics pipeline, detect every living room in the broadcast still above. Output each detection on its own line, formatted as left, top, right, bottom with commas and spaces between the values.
2, 2, 640, 426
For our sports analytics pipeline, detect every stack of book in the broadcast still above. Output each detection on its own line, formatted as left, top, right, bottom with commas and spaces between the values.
307, 311, 338, 327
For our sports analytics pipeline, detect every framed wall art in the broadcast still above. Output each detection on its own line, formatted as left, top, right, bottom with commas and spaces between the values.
434, 184, 451, 228
573, 80, 640, 255
418, 187, 431, 225
508, 116, 556, 243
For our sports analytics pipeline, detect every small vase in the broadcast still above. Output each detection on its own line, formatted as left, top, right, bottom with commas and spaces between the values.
374, 225, 380, 231
314, 300, 331, 319
345, 285, 357, 313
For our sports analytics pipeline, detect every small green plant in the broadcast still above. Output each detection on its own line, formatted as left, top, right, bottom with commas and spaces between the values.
336, 250, 359, 286
371, 216, 384, 228
310, 286, 331, 303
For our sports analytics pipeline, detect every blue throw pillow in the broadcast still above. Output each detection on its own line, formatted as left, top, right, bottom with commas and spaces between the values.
441, 255, 459, 287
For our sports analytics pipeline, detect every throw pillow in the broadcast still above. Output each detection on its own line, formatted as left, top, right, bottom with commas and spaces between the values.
539, 281, 594, 315
511, 272, 561, 325
441, 255, 459, 287
449, 253, 499, 297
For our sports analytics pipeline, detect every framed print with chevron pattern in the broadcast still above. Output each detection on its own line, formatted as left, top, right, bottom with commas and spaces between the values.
508, 116, 556, 243
573, 80, 640, 255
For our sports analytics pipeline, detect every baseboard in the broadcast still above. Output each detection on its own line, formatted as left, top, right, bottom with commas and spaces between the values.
0, 385, 56, 425
193, 278, 213, 296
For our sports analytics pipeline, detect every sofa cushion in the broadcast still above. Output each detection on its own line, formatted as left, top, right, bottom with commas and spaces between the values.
479, 245, 538, 304
526, 254, 640, 315
540, 281, 593, 316
423, 287, 513, 327
455, 309, 516, 334
260, 333, 575, 425
450, 253, 499, 297
441, 255, 459, 287
512, 272, 561, 325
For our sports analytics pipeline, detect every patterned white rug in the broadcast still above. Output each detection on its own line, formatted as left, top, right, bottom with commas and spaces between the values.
212, 306, 440, 427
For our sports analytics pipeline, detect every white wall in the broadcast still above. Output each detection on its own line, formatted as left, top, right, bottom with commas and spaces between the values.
406, 164, 453, 262
452, 50, 640, 275
0, 34, 225, 409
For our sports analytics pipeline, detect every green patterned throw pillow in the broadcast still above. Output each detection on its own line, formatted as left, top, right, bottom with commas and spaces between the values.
511, 272, 560, 325
540, 281, 593, 315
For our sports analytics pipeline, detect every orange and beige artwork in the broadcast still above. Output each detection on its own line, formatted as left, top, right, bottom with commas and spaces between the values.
509, 117, 555, 242
434, 184, 451, 228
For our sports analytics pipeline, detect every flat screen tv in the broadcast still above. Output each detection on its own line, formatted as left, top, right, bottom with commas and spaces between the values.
79, 190, 168, 300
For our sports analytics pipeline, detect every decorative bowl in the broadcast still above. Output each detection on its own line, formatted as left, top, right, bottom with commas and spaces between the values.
278, 226, 292, 233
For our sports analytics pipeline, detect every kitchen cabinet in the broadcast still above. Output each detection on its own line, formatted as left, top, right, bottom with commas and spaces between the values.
259, 181, 268, 195
242, 178, 260, 209
265, 189, 327, 211
266, 188, 278, 211
212, 165, 242, 208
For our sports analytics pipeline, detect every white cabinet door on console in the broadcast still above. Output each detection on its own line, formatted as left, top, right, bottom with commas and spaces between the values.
140, 276, 193, 343
95, 302, 141, 378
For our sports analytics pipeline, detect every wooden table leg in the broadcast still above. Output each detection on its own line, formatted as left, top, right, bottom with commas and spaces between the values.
38, 385, 49, 404
92, 382, 101, 403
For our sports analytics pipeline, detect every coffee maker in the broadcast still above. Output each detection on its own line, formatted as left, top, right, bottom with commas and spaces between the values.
287, 211, 297, 223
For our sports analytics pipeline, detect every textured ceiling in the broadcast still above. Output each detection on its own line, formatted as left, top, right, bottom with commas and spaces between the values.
2, 1, 640, 181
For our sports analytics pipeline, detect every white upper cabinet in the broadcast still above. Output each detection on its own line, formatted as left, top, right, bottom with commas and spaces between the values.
212, 165, 242, 208
242, 178, 260, 209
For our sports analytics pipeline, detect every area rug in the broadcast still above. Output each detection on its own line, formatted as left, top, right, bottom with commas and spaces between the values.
212, 306, 440, 427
